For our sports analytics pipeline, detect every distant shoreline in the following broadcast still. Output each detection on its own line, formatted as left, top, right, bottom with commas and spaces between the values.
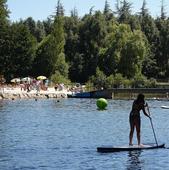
0, 87, 71, 100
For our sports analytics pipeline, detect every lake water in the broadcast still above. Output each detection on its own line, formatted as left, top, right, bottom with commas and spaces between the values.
0, 98, 168, 170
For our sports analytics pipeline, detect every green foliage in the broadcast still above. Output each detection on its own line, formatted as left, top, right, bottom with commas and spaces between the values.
0, 26, 10, 76
105, 75, 114, 89
160, 0, 166, 20
34, 1, 67, 79
103, 0, 114, 20
89, 67, 107, 90
64, 15, 81, 82
52, 16, 69, 75
0, 0, 10, 75
23, 17, 37, 37
0, 0, 9, 25
119, 30, 148, 78
145, 78, 157, 88
114, 73, 125, 88
34, 16, 69, 78
131, 74, 147, 88
68, 53, 85, 82
99, 24, 126, 75
43, 18, 52, 35
2, 1, 169, 85
142, 53, 158, 78
35, 20, 46, 42
140, 0, 149, 17
23, 18, 46, 42
77, 11, 108, 82
50, 71, 70, 84
155, 19, 169, 78
33, 35, 53, 77
100, 24, 148, 79
56, 0, 64, 16
1, 22, 36, 80
85, 81, 94, 91
117, 0, 132, 23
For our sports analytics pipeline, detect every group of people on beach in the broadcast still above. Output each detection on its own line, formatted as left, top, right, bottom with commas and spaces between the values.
19, 78, 48, 93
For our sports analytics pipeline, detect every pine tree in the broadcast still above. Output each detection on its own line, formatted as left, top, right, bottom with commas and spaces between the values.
103, 0, 113, 20
56, 0, 64, 16
104, 0, 110, 15
140, 0, 148, 17
161, 0, 166, 20
117, 0, 132, 23
0, 0, 9, 26
34, 1, 68, 78
51, 15, 68, 77
0, 0, 10, 76
71, 7, 78, 19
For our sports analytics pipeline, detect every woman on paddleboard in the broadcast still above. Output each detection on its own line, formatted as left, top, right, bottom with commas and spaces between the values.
129, 93, 150, 146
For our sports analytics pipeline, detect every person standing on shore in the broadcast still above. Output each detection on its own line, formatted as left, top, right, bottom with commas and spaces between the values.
129, 93, 151, 146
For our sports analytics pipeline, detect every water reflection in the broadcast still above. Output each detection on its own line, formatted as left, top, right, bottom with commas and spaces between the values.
126, 150, 143, 170
0, 100, 4, 110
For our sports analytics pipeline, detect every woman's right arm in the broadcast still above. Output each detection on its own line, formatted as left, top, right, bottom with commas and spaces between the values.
142, 103, 151, 118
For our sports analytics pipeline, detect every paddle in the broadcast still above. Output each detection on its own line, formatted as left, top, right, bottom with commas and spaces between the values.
146, 104, 158, 146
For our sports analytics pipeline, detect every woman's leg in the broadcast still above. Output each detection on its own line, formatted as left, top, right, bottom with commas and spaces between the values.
136, 117, 141, 145
129, 117, 135, 145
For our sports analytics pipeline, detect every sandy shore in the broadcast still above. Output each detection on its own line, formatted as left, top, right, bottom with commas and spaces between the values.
0, 87, 72, 100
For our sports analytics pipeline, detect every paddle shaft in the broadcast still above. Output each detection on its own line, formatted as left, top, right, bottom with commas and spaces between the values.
147, 105, 158, 146
149, 117, 158, 146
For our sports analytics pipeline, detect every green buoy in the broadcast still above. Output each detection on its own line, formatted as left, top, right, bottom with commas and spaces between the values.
96, 98, 108, 110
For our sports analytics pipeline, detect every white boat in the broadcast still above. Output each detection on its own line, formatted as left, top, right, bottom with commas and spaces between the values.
161, 105, 169, 109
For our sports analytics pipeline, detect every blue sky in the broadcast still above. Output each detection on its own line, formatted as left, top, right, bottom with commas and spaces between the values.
7, 0, 168, 21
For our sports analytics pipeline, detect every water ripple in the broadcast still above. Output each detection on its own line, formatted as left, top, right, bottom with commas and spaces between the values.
0, 99, 168, 169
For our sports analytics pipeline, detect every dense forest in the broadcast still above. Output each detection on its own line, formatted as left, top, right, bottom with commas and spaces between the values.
1, 0, 169, 89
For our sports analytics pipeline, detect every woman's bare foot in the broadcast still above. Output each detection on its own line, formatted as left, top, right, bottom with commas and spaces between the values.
138, 144, 144, 147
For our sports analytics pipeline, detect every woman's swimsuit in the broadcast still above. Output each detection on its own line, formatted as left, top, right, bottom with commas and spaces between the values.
129, 100, 144, 126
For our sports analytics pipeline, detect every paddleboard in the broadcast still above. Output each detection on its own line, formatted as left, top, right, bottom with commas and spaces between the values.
97, 143, 165, 153
161, 105, 169, 109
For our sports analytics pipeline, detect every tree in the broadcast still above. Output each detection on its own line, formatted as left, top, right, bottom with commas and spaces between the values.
114, 73, 124, 88
89, 67, 107, 90
34, 1, 68, 78
0, 28, 11, 79
23, 17, 36, 37
140, 0, 149, 17
34, 17, 69, 78
103, 0, 113, 20
70, 7, 78, 19
43, 17, 53, 35
23, 18, 46, 42
0, 0, 10, 77
139, 4, 158, 44
64, 14, 81, 82
1, 22, 36, 80
33, 35, 53, 77
9, 23, 36, 77
35, 20, 46, 42
155, 19, 169, 78
161, 0, 166, 20
78, 11, 108, 82
139, 3, 160, 78
118, 30, 148, 78
116, 0, 132, 23
50, 15, 68, 77
56, 0, 64, 16
100, 24, 130, 76
0, 0, 9, 26
100, 24, 149, 79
